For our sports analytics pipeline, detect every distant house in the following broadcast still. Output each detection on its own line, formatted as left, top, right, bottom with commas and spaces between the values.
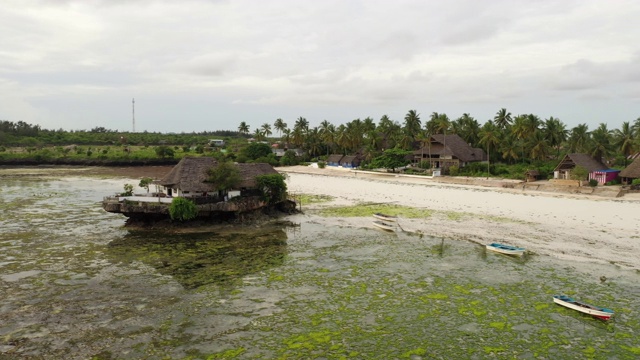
553, 153, 611, 183
272, 148, 305, 158
340, 154, 363, 168
619, 157, 640, 184
208, 139, 225, 147
524, 170, 542, 182
326, 154, 344, 167
156, 157, 278, 198
413, 134, 486, 169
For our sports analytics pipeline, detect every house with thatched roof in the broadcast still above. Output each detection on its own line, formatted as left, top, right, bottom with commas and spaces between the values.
340, 154, 363, 168
327, 154, 344, 167
156, 157, 279, 198
157, 157, 218, 197
553, 153, 611, 183
619, 157, 640, 184
412, 134, 486, 169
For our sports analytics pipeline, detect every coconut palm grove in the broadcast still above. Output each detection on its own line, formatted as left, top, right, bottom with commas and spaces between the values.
1, 109, 639, 182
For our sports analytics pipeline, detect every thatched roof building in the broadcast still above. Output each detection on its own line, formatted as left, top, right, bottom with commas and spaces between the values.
158, 156, 218, 193
619, 157, 640, 181
157, 157, 280, 196
413, 134, 485, 168
554, 153, 608, 173
236, 163, 279, 189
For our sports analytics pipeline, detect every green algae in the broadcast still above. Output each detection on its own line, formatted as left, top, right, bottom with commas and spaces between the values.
2, 175, 640, 359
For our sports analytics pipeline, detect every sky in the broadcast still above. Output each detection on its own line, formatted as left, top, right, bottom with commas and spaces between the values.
1, 0, 640, 134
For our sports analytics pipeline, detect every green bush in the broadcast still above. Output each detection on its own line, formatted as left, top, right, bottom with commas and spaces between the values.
317, 161, 326, 169
169, 197, 198, 221
255, 174, 287, 204
449, 165, 459, 176
632, 179, 640, 185
588, 179, 598, 187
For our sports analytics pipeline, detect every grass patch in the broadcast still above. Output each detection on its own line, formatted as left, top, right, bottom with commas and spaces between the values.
295, 194, 334, 205
317, 203, 434, 218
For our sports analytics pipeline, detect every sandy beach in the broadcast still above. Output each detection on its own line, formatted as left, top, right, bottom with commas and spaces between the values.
279, 166, 640, 270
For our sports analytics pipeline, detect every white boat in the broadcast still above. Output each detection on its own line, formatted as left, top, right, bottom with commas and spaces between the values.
486, 242, 525, 256
372, 220, 395, 231
373, 213, 397, 222
553, 295, 614, 320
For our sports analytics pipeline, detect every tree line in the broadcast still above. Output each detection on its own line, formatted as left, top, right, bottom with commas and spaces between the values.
238, 110, 640, 168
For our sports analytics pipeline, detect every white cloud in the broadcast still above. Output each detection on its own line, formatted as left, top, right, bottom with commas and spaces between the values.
1, 0, 639, 132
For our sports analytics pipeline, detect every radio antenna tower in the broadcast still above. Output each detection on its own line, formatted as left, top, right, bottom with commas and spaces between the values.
132, 98, 135, 132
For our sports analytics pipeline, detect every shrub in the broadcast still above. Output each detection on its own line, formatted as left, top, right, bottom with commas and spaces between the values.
255, 173, 287, 204
121, 183, 134, 196
632, 179, 640, 185
588, 179, 598, 187
169, 197, 198, 221
449, 165, 459, 176
317, 161, 326, 169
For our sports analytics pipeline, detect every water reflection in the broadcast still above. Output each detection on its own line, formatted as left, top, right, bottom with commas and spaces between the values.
106, 224, 289, 289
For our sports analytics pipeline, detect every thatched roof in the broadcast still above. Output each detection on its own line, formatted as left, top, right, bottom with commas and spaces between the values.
525, 170, 540, 176
554, 153, 608, 172
158, 156, 218, 192
327, 154, 344, 163
341, 155, 362, 165
619, 157, 640, 178
414, 134, 485, 162
235, 163, 279, 189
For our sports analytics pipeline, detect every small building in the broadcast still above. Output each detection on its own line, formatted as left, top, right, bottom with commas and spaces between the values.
326, 154, 344, 167
619, 157, 640, 184
524, 170, 541, 182
340, 154, 363, 168
208, 139, 225, 147
553, 153, 610, 183
591, 169, 621, 185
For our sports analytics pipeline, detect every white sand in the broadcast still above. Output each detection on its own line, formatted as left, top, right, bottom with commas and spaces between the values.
279, 166, 640, 270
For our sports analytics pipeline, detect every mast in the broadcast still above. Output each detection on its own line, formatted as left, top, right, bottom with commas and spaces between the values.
132, 98, 135, 133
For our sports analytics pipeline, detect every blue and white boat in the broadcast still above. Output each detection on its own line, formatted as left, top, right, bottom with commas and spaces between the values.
553, 295, 614, 320
485, 242, 525, 256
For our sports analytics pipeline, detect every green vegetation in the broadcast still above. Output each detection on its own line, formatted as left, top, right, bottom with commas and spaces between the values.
168, 197, 198, 221
317, 203, 434, 218
2, 109, 640, 182
206, 161, 241, 192
255, 174, 288, 204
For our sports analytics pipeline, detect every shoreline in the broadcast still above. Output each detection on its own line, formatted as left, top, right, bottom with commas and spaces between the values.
279, 166, 640, 271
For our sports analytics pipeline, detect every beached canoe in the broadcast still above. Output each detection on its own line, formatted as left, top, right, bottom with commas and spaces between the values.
553, 295, 614, 320
372, 220, 395, 231
486, 242, 525, 256
373, 213, 397, 222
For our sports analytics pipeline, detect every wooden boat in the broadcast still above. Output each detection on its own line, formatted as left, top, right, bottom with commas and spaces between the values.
553, 295, 614, 320
372, 220, 395, 231
373, 213, 397, 222
485, 242, 525, 256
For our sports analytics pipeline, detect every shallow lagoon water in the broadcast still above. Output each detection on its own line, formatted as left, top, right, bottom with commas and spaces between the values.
1, 174, 639, 359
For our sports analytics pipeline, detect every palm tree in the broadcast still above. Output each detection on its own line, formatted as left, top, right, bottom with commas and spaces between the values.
253, 128, 264, 141
613, 121, 636, 166
589, 123, 613, 162
261, 123, 272, 138
294, 116, 309, 133
403, 110, 421, 143
493, 108, 512, 130
568, 124, 590, 153
319, 120, 336, 155
454, 113, 480, 147
511, 114, 528, 163
500, 133, 519, 164
274, 118, 287, 138
238, 121, 250, 135
528, 131, 549, 161
478, 121, 501, 175
542, 116, 568, 159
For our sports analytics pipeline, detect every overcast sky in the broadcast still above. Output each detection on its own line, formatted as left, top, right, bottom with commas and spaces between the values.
1, 0, 639, 133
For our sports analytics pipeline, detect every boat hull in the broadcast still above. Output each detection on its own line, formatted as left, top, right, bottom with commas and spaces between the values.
553, 295, 614, 320
373, 213, 397, 222
485, 243, 525, 256
372, 220, 394, 231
